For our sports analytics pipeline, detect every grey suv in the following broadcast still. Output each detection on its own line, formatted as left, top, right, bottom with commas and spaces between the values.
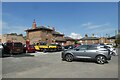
61, 44, 111, 64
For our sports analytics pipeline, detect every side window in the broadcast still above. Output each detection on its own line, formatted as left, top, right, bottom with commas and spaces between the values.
79, 45, 88, 50
88, 45, 97, 50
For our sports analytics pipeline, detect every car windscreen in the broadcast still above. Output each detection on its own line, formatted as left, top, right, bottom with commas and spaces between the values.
49, 44, 56, 46
14, 43, 22, 47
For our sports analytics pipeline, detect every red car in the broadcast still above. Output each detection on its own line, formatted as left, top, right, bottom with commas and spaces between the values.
23, 44, 35, 53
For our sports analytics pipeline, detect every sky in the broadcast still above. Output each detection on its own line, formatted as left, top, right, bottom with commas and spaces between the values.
2, 2, 118, 39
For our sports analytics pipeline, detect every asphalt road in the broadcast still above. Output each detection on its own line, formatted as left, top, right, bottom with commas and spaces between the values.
2, 51, 118, 78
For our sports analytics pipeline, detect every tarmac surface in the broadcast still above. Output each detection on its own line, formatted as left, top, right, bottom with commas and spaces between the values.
2, 51, 118, 78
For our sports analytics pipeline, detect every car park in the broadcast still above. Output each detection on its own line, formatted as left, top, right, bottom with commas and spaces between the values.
61, 44, 111, 64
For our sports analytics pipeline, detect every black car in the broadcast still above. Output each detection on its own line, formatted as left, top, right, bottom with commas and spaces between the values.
0, 43, 10, 57
63, 45, 76, 50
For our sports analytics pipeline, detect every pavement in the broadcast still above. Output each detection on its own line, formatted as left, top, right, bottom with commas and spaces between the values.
1, 51, 118, 78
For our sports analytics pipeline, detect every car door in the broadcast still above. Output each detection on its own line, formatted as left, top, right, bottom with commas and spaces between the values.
85, 45, 98, 59
0, 44, 2, 57
74, 45, 88, 59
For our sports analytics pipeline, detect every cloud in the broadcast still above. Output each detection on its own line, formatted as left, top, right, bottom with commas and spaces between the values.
2, 21, 29, 36
81, 22, 92, 27
80, 22, 117, 36
81, 22, 110, 29
69, 32, 82, 39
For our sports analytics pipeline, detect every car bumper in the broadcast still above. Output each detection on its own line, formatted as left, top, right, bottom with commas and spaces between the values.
107, 55, 111, 60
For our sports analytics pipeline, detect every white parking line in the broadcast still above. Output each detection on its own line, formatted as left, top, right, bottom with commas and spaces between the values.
28, 51, 61, 56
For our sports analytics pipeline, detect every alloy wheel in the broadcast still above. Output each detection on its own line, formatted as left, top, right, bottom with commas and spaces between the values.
96, 56, 106, 64
65, 54, 73, 62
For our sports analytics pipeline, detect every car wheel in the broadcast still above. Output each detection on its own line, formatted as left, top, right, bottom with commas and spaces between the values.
96, 55, 106, 64
62, 58, 65, 61
43, 49, 47, 53
65, 54, 73, 62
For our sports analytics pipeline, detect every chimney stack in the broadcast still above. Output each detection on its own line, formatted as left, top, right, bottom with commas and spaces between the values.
85, 34, 88, 38
32, 19, 36, 29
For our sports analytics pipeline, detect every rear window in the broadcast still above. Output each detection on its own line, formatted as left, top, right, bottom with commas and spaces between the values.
14, 43, 22, 47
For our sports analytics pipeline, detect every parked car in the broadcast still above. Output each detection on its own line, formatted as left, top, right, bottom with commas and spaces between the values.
3, 42, 23, 54
63, 45, 76, 50
61, 44, 111, 64
74, 43, 81, 47
98, 43, 117, 56
104, 45, 117, 56
34, 42, 62, 52
0, 43, 11, 57
23, 44, 35, 53
49, 44, 62, 51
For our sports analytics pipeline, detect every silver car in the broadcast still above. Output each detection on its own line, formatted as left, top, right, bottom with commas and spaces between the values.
0, 43, 3, 57
61, 44, 111, 64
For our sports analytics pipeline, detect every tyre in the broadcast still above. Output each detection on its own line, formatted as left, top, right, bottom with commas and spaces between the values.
43, 49, 47, 53
62, 58, 65, 61
65, 54, 73, 62
96, 55, 106, 64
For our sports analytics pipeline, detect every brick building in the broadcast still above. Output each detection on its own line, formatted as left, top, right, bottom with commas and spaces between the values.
52, 30, 66, 45
25, 20, 65, 45
1, 33, 25, 44
80, 34, 99, 44
79, 34, 116, 45
64, 37, 76, 45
